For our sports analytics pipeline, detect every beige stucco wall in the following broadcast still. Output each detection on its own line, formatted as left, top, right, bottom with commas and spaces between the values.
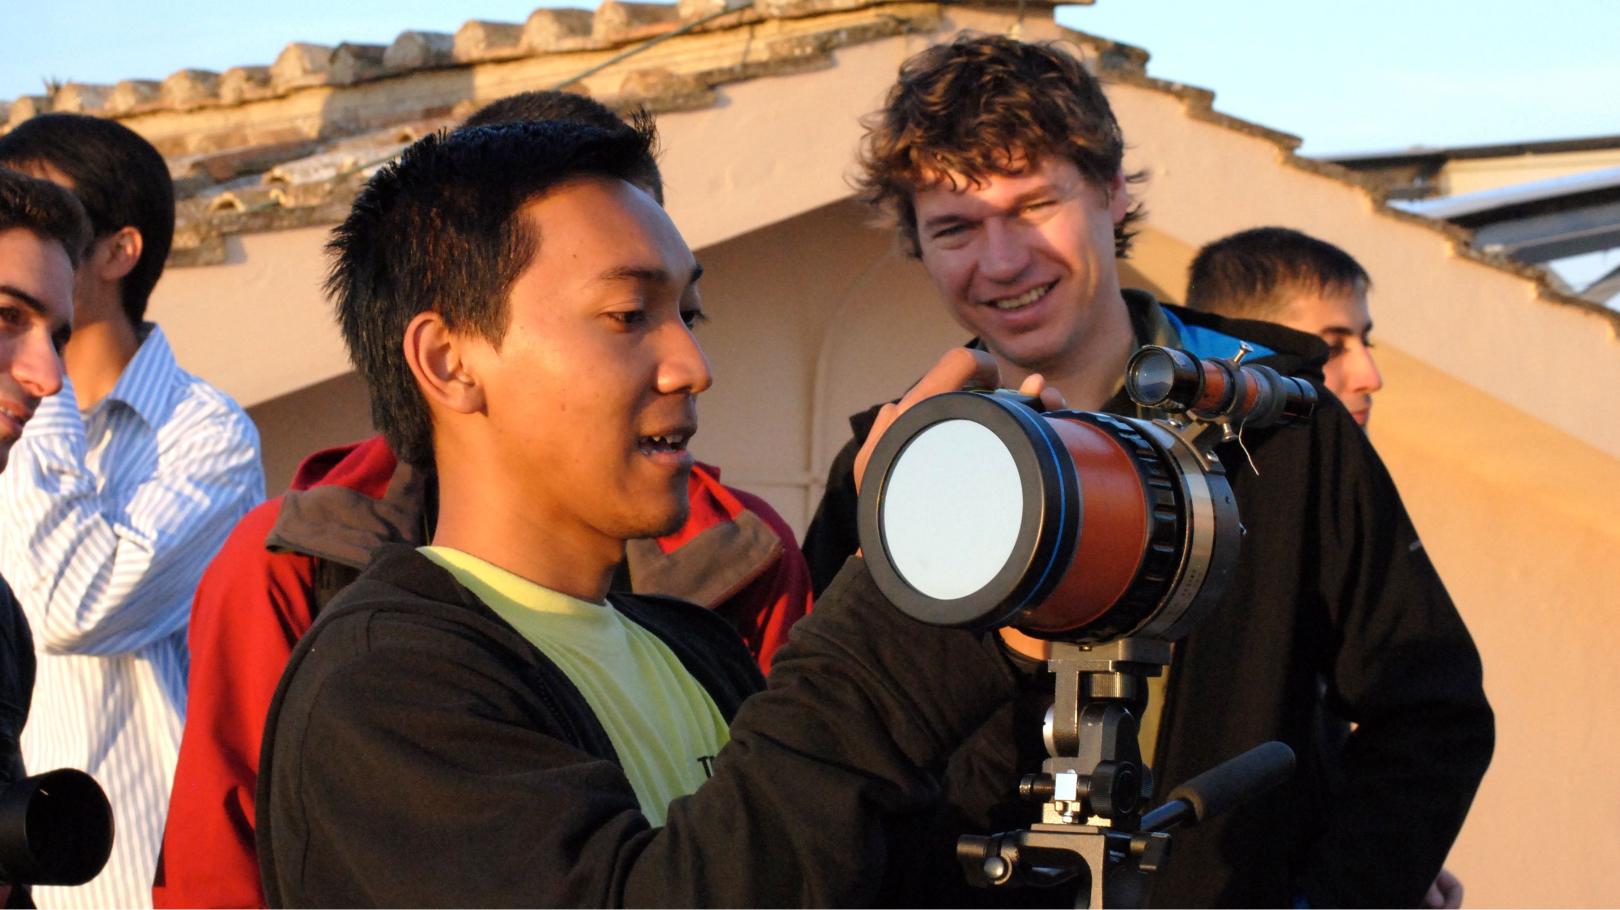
138, 13, 1620, 906
1370, 343, 1620, 908
148, 226, 349, 409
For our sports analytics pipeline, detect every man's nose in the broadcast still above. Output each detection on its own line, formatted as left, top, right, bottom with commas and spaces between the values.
978, 218, 1032, 282
656, 323, 713, 396
14, 334, 65, 400
1349, 345, 1383, 395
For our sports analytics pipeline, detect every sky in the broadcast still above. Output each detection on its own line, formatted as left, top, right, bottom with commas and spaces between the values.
4, 0, 1618, 157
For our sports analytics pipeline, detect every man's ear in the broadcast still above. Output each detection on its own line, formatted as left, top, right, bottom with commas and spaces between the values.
403, 311, 485, 416
1105, 171, 1131, 226
92, 227, 143, 283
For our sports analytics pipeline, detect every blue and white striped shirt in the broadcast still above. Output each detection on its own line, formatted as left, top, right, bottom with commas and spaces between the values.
0, 324, 263, 909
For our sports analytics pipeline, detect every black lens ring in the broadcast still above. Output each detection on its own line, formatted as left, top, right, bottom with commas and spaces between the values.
857, 391, 1080, 629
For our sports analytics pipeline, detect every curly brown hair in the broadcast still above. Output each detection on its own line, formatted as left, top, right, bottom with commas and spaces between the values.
856, 33, 1142, 258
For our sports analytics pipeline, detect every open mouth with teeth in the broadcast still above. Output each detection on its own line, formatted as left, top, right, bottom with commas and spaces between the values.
638, 432, 691, 456
987, 281, 1056, 311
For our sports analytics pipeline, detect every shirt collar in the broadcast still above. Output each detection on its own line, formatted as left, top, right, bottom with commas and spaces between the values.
100, 323, 178, 428
1121, 288, 1181, 349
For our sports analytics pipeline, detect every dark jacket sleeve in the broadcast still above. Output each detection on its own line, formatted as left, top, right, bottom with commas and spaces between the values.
0, 579, 31, 791
260, 558, 1020, 907
802, 430, 866, 598
1295, 404, 1494, 907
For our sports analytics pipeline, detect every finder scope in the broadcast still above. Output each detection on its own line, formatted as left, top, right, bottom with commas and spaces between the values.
1125, 345, 1316, 427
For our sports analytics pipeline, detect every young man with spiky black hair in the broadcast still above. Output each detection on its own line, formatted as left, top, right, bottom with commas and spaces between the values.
0, 115, 263, 909
157, 91, 812, 910
804, 34, 1492, 909
256, 118, 1038, 906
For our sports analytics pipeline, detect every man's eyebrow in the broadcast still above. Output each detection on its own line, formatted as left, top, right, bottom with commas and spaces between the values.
1318, 322, 1373, 338
919, 185, 1067, 231
598, 262, 705, 286
0, 283, 50, 316
0, 284, 72, 347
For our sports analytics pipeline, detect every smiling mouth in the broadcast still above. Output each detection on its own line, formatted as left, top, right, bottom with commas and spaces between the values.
0, 403, 29, 431
986, 281, 1056, 311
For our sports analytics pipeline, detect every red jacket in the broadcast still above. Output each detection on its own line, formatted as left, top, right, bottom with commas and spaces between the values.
152, 436, 811, 908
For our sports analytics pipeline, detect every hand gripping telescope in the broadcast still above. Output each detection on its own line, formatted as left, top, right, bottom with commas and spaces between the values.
856, 344, 1313, 907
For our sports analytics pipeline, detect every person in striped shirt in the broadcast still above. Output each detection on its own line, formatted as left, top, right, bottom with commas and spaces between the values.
0, 163, 83, 910
0, 115, 264, 909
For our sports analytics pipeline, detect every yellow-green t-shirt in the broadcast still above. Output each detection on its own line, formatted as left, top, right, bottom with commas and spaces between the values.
419, 546, 730, 825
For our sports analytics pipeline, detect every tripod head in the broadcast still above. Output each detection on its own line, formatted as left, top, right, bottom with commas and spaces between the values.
956, 638, 1295, 908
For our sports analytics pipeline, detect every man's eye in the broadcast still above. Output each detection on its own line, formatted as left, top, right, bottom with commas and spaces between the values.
607, 310, 649, 328
0, 305, 22, 328
928, 224, 974, 249
681, 309, 709, 329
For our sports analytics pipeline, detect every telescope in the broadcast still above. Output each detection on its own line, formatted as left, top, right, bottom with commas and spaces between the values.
857, 344, 1314, 907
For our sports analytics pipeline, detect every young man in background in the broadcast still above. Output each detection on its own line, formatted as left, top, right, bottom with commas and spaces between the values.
1184, 225, 1463, 905
1185, 226, 1384, 427
0, 164, 81, 910
0, 115, 263, 908
804, 35, 1491, 908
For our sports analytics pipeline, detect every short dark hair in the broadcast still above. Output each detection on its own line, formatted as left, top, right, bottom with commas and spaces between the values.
0, 167, 93, 268
858, 33, 1143, 258
0, 114, 174, 326
329, 120, 660, 469
1185, 227, 1370, 320
462, 91, 664, 203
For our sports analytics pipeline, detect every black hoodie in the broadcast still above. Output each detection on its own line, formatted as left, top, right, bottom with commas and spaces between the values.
258, 548, 1028, 907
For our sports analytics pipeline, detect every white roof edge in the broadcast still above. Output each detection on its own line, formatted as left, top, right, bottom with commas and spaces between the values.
1392, 165, 1620, 220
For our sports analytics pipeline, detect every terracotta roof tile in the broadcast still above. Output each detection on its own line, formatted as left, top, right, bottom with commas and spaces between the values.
270, 42, 335, 92
330, 43, 389, 85
51, 82, 112, 113
161, 69, 222, 108
384, 31, 455, 70
523, 8, 598, 52
109, 80, 162, 116
594, 1, 684, 42
218, 66, 272, 105
453, 20, 528, 62
7, 96, 48, 127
